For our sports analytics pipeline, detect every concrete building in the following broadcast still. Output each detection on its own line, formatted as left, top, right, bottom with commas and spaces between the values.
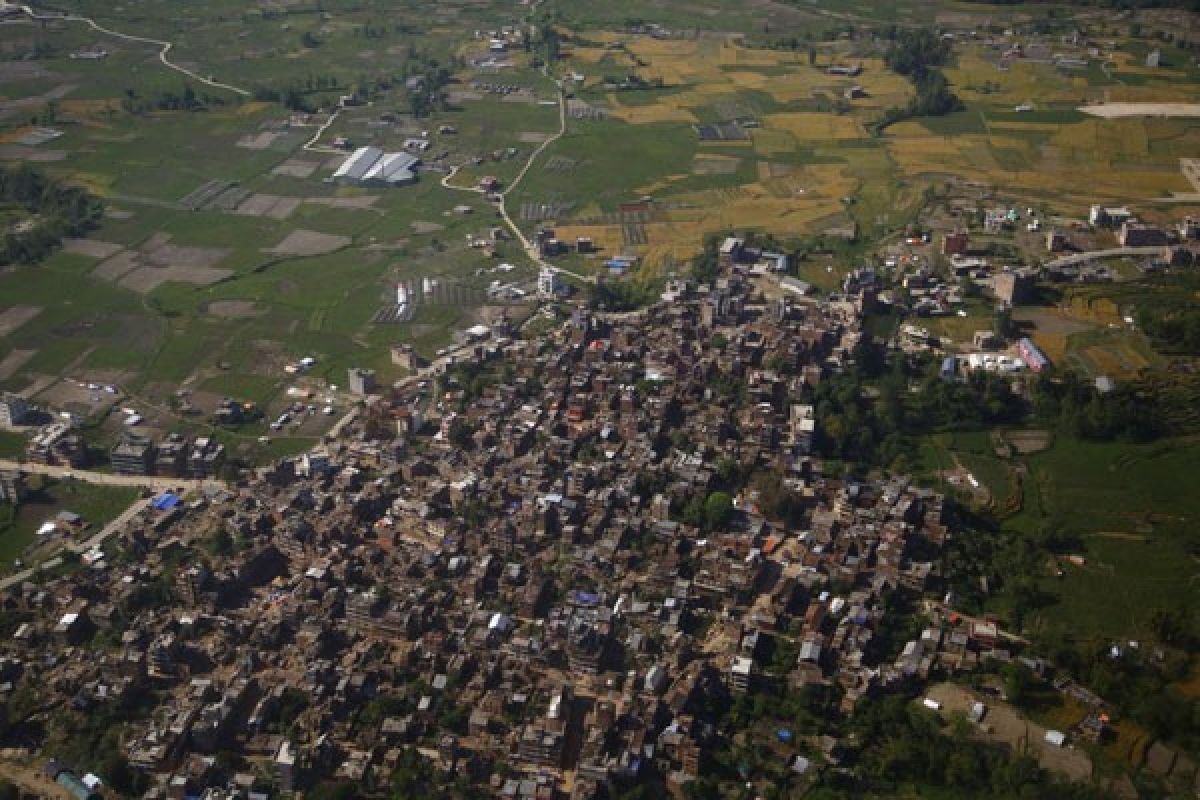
333, 146, 420, 186
187, 437, 225, 478
538, 267, 561, 299
26, 422, 86, 467
0, 393, 29, 428
0, 470, 24, 504
993, 271, 1035, 305
348, 368, 378, 396
1119, 222, 1168, 247
111, 433, 156, 476
391, 344, 418, 370
942, 230, 969, 257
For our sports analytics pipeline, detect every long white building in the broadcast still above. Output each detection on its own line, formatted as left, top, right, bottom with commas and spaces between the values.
333, 146, 420, 186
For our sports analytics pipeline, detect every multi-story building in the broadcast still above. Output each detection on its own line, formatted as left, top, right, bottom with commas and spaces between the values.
111, 433, 156, 476
0, 393, 29, 428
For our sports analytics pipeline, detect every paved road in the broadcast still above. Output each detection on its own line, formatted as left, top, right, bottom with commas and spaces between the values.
0, 458, 222, 492
1044, 246, 1162, 269
3, 2, 250, 97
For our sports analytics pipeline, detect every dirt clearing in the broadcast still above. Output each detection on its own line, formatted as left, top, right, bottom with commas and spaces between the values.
118, 266, 232, 294
0, 348, 35, 381
305, 195, 380, 210
62, 238, 123, 259
205, 300, 266, 319
265, 229, 351, 257
237, 131, 282, 149
0, 305, 41, 336
236, 193, 302, 219
272, 158, 321, 178
925, 683, 1093, 783
1080, 103, 1200, 118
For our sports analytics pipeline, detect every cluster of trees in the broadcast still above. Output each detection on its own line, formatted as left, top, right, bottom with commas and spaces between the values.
406, 58, 455, 118
1136, 300, 1200, 354
843, 696, 1117, 799
811, 345, 1023, 468
875, 28, 964, 132
588, 278, 660, 311
1029, 372, 1161, 441
0, 165, 103, 265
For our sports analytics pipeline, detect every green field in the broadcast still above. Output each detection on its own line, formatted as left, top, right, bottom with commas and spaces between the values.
0, 479, 138, 570
932, 432, 1200, 643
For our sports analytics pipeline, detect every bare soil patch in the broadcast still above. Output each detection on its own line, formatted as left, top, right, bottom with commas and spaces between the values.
1002, 429, 1053, 455
519, 131, 551, 143
0, 349, 35, 381
305, 195, 380, 210
410, 220, 444, 234
0, 145, 66, 161
205, 300, 266, 319
271, 158, 320, 178
118, 265, 232, 294
0, 305, 41, 336
144, 242, 229, 269
62, 238, 123, 259
926, 683, 1093, 783
1081, 103, 1200, 118
237, 131, 282, 149
236, 193, 302, 219
93, 250, 139, 281
265, 229, 351, 257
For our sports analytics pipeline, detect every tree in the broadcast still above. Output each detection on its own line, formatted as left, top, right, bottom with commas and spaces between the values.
703, 491, 732, 531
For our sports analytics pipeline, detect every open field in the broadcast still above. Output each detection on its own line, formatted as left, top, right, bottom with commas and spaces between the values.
0, 479, 138, 571
0, 0, 1196, 466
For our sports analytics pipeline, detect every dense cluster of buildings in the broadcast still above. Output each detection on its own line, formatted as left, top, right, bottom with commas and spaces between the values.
0, 256, 1025, 799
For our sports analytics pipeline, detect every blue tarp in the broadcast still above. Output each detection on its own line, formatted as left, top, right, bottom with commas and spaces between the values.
573, 590, 600, 606
151, 493, 181, 511
777, 728, 793, 743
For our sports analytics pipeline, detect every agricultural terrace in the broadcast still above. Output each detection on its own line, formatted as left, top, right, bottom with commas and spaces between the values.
0, 0, 553, 463
507, 18, 1200, 272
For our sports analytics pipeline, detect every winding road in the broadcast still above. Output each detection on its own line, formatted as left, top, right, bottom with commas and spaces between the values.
440, 81, 592, 285
5, 0, 596, 282
2, 2, 250, 97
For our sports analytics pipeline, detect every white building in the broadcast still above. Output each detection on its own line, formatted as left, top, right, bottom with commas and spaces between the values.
333, 146, 420, 186
538, 267, 561, 298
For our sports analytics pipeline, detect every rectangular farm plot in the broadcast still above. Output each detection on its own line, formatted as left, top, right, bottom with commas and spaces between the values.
265, 229, 352, 257
763, 112, 868, 141
91, 234, 233, 294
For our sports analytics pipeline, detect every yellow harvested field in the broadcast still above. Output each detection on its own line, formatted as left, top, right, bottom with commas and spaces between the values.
552, 224, 625, 253
605, 95, 698, 125
886, 120, 931, 137
1080, 343, 1151, 378
946, 52, 1081, 108
763, 112, 867, 140
634, 174, 689, 195
752, 128, 796, 156
724, 71, 772, 90
236, 101, 273, 115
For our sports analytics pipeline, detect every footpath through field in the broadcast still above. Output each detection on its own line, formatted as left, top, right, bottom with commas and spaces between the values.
1, 2, 251, 96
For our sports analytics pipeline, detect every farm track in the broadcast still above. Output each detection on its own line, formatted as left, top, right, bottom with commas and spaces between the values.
3, 2, 251, 97
6, 0, 595, 288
